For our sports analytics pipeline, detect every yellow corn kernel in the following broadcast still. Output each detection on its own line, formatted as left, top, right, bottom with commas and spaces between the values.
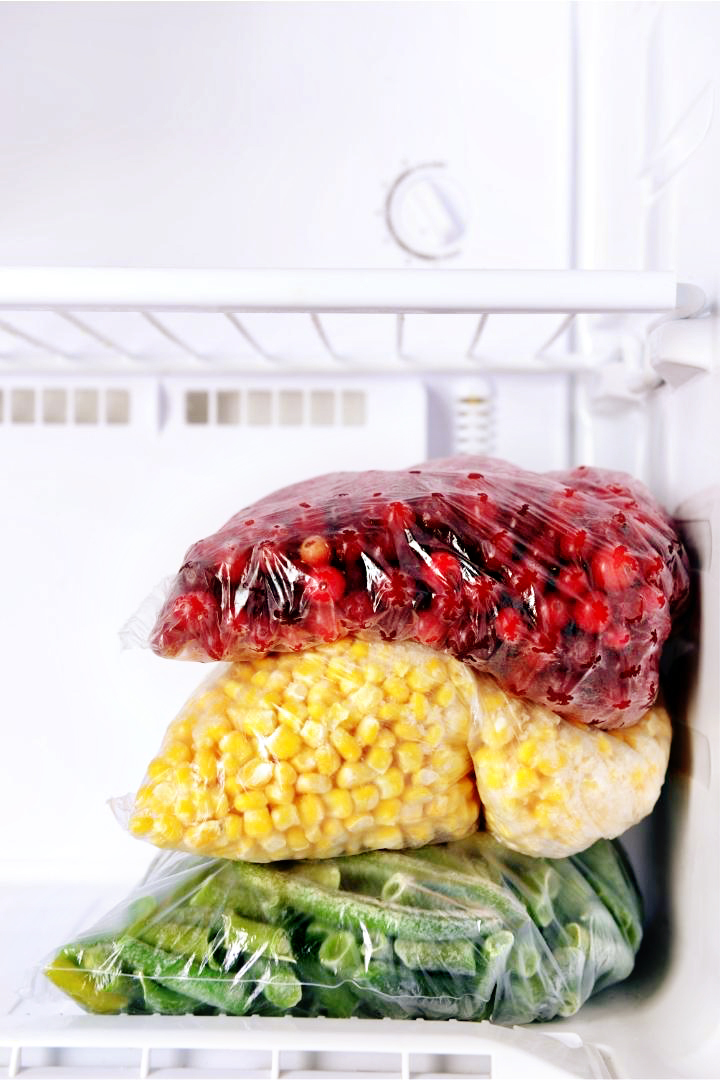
195, 749, 218, 784
306, 700, 328, 722
483, 765, 505, 790
260, 832, 289, 855
383, 676, 410, 703
430, 747, 470, 784
129, 812, 153, 836
355, 715, 380, 746
298, 793, 324, 829
336, 762, 372, 789
330, 728, 362, 762
363, 825, 404, 849
214, 793, 229, 817
173, 764, 194, 790
410, 692, 428, 722
346, 812, 374, 834
171, 719, 194, 743
193, 790, 217, 820
295, 655, 326, 679
286, 826, 311, 853
396, 742, 423, 773
511, 765, 539, 795
393, 720, 423, 742
220, 725, 253, 760
250, 669, 270, 688
517, 738, 537, 766
403, 820, 435, 846
377, 767, 404, 799
376, 728, 396, 750
233, 790, 268, 812
364, 662, 385, 685
407, 667, 436, 693
224, 814, 244, 842
352, 784, 380, 813
324, 788, 354, 819
265, 782, 295, 805
405, 785, 432, 804
239, 760, 274, 789
292, 748, 317, 772
322, 817, 347, 842
366, 745, 393, 775
222, 679, 243, 700
433, 682, 456, 708
184, 820, 223, 851
174, 795, 196, 825
400, 801, 423, 824
243, 807, 273, 838
271, 804, 301, 831
424, 723, 444, 748
147, 758, 170, 779
315, 744, 342, 776
301, 719, 327, 748
349, 641, 370, 659
533, 803, 553, 828
375, 798, 402, 825
296, 773, 332, 795
283, 680, 309, 704
274, 761, 298, 787
163, 741, 192, 765
349, 684, 384, 714
277, 699, 306, 724
243, 710, 276, 738
378, 703, 401, 722
327, 702, 352, 729
266, 726, 302, 761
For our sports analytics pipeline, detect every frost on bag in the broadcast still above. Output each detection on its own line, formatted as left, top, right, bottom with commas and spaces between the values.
471, 677, 672, 858
123, 639, 480, 862
44, 837, 643, 1025
148, 456, 689, 729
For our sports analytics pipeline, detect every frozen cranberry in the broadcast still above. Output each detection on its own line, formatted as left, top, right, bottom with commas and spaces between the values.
556, 566, 588, 599
304, 565, 346, 603
416, 611, 447, 645
574, 592, 611, 634
299, 534, 332, 566
341, 590, 375, 628
422, 552, 463, 590
495, 608, 525, 643
537, 595, 570, 634
166, 590, 216, 633
384, 501, 416, 532
482, 530, 516, 572
557, 528, 587, 561
463, 576, 495, 611
431, 589, 464, 622
303, 603, 339, 642
591, 545, 639, 591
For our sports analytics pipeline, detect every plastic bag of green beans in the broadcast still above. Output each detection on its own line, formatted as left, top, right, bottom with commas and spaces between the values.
43, 835, 642, 1026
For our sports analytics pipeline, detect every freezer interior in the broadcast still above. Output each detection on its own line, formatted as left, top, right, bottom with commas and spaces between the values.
1, 3, 720, 1078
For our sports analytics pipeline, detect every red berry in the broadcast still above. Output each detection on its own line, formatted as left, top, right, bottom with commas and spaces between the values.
304, 565, 346, 603
556, 566, 588, 599
384, 501, 416, 532
574, 592, 610, 634
537, 595, 570, 634
422, 552, 462, 590
482, 530, 515, 572
341, 590, 375, 628
463, 576, 495, 611
303, 603, 339, 642
416, 611, 446, 645
299, 534, 331, 567
591, 545, 639, 591
336, 528, 364, 565
557, 528, 587, 561
168, 590, 216, 633
374, 571, 416, 609
495, 608, 525, 643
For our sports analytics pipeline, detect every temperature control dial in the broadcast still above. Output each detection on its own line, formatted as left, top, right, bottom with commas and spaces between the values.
385, 163, 470, 260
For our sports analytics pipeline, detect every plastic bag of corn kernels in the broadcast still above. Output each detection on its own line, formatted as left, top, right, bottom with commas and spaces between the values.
145, 455, 689, 730
118, 639, 481, 862
470, 676, 672, 859
43, 836, 643, 1025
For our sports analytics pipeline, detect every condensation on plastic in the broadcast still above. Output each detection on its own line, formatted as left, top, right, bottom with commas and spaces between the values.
117, 639, 672, 862
122, 639, 481, 862
470, 677, 672, 859
42, 836, 643, 1026
145, 456, 689, 730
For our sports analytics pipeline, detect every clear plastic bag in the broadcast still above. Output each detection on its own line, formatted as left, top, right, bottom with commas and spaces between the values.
146, 456, 689, 729
43, 836, 643, 1025
118, 638, 671, 862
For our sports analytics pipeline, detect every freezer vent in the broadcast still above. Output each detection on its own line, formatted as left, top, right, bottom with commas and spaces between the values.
183, 388, 367, 428
453, 384, 495, 455
0, 386, 130, 425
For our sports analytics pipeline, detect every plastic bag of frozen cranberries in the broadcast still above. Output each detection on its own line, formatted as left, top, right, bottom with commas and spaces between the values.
146, 457, 689, 730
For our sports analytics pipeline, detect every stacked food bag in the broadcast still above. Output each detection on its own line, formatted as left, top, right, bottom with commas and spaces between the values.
46, 456, 689, 1024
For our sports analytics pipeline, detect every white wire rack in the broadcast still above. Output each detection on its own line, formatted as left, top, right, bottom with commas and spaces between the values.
0, 268, 704, 374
